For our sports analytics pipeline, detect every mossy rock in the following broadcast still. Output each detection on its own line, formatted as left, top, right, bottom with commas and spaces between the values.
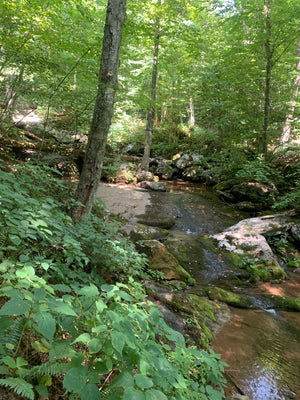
136, 240, 195, 285
261, 294, 300, 311
137, 213, 176, 229
206, 287, 253, 308
129, 224, 165, 242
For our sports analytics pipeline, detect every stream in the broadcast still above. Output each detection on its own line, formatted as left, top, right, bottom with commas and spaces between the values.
97, 181, 300, 400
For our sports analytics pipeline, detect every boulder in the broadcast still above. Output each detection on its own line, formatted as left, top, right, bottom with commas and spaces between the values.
150, 158, 174, 180
137, 171, 156, 182
129, 224, 165, 242
137, 212, 175, 229
230, 182, 277, 207
210, 214, 296, 281
136, 240, 195, 285
139, 181, 167, 192
182, 166, 205, 182
176, 154, 191, 170
290, 224, 300, 244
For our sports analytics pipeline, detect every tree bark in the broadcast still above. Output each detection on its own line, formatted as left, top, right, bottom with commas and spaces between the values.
141, 8, 160, 171
281, 40, 300, 144
71, 0, 127, 219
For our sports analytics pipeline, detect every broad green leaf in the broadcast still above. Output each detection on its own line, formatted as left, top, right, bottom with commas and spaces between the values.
9, 235, 22, 246
95, 299, 107, 313
145, 389, 168, 400
111, 371, 134, 388
0, 299, 31, 316
33, 288, 46, 302
53, 303, 77, 317
78, 284, 99, 297
36, 312, 56, 341
111, 330, 125, 354
139, 359, 149, 376
52, 284, 71, 293
123, 387, 145, 400
73, 333, 91, 344
92, 324, 107, 334
16, 357, 28, 368
88, 338, 102, 354
80, 383, 101, 400
135, 374, 153, 389
63, 366, 87, 393
2, 356, 16, 369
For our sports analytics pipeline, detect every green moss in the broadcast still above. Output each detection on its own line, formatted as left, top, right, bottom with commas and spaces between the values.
262, 294, 300, 311
206, 287, 253, 308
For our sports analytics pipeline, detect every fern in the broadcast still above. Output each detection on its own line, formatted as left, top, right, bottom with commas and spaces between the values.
0, 316, 26, 358
23, 360, 70, 379
0, 377, 34, 400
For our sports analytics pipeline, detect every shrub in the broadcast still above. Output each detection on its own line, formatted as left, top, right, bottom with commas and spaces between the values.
0, 162, 226, 399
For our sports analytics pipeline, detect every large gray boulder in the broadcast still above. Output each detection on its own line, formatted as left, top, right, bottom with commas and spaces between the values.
210, 214, 295, 281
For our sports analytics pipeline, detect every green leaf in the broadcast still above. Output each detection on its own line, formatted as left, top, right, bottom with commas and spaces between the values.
123, 387, 145, 400
145, 389, 168, 400
36, 312, 56, 342
92, 324, 107, 334
53, 303, 77, 317
52, 284, 72, 293
80, 383, 101, 400
0, 377, 34, 400
135, 374, 153, 389
2, 356, 16, 369
0, 299, 31, 316
111, 371, 134, 388
33, 288, 46, 302
111, 330, 125, 354
0, 316, 13, 331
88, 338, 102, 354
16, 357, 28, 368
95, 299, 107, 313
78, 284, 99, 297
73, 333, 91, 344
63, 366, 87, 393
9, 235, 22, 246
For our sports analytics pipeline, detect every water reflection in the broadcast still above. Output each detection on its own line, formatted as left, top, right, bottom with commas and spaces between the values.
213, 309, 300, 399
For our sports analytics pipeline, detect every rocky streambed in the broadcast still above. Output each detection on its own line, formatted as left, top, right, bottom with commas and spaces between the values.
96, 181, 300, 400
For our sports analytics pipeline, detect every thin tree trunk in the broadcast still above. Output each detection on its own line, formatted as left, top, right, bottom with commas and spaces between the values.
141, 6, 160, 171
281, 40, 300, 144
72, 0, 127, 219
262, 0, 272, 158
189, 92, 195, 129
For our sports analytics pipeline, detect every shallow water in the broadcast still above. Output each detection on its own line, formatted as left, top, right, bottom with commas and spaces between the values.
97, 181, 300, 400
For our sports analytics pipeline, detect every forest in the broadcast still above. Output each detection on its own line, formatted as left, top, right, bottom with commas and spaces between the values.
0, 0, 299, 399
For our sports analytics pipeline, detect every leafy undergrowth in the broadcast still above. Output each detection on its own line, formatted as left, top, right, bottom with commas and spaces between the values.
0, 162, 226, 400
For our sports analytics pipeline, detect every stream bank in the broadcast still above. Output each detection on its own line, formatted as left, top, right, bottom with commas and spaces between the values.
96, 181, 300, 400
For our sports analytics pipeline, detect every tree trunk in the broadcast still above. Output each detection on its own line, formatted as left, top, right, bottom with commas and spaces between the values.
281, 40, 300, 144
141, 9, 160, 171
189, 92, 195, 129
262, 0, 272, 158
71, 0, 127, 219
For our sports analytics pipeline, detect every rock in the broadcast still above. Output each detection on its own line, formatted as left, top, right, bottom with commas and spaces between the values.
176, 154, 191, 170
129, 224, 165, 242
226, 396, 250, 400
125, 142, 144, 156
182, 166, 205, 182
139, 181, 167, 192
150, 158, 174, 180
290, 224, 300, 243
137, 171, 156, 182
137, 212, 175, 229
235, 201, 257, 212
136, 240, 195, 285
230, 181, 277, 207
210, 214, 296, 281
206, 287, 253, 308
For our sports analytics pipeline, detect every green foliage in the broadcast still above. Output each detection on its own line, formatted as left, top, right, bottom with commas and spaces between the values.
0, 163, 226, 399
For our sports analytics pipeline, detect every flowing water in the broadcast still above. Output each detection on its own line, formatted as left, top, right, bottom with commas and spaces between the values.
97, 181, 300, 400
